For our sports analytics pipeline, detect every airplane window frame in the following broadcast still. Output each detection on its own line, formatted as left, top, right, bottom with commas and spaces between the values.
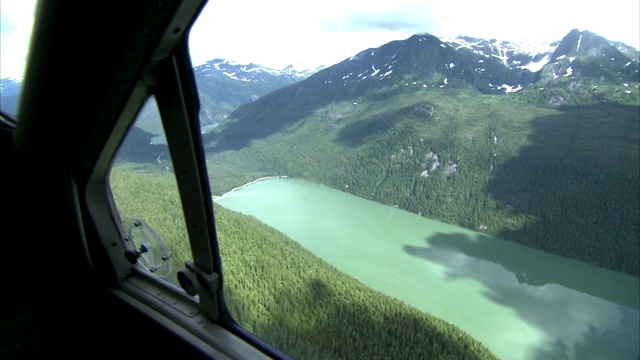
77, 1, 288, 358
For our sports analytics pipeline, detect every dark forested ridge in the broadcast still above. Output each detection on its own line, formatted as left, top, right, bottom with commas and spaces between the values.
203, 29, 640, 277
214, 203, 497, 359
488, 103, 639, 274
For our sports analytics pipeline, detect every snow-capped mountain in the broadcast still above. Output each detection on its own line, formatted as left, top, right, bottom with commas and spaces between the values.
314, 28, 638, 97
537, 29, 640, 88
193, 59, 320, 126
209, 28, 639, 154
194, 59, 321, 83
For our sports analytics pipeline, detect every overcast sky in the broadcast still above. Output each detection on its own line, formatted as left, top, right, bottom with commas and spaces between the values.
2, 0, 639, 79
190, 0, 640, 70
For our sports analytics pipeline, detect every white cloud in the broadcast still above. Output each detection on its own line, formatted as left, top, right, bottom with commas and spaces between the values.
2, 0, 638, 78
189, 0, 640, 70
188, 0, 418, 70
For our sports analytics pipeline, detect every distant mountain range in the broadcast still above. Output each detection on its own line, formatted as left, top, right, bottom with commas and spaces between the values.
248, 28, 638, 106
202, 29, 640, 277
0, 59, 322, 123
2, 29, 637, 120
193, 59, 324, 126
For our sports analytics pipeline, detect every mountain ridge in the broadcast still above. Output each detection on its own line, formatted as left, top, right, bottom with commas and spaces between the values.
313, 28, 638, 96
207, 28, 638, 154
193, 59, 321, 126
2, 29, 637, 119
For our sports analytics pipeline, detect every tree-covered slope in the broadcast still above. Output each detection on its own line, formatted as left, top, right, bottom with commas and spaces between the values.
203, 78, 639, 276
215, 203, 497, 359
109, 165, 497, 359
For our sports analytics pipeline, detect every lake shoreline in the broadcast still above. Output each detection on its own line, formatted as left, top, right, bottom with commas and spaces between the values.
213, 176, 287, 200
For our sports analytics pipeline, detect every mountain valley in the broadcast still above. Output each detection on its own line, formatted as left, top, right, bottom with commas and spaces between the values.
202, 29, 639, 276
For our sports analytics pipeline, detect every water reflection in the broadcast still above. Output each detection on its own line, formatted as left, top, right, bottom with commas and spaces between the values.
406, 233, 639, 308
405, 233, 640, 360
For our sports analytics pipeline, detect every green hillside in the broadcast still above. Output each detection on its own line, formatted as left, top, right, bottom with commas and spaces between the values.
203, 84, 640, 276
109, 165, 497, 359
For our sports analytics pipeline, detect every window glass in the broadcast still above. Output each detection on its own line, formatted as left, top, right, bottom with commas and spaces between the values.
108, 96, 192, 286
190, 1, 639, 359
0, 0, 37, 118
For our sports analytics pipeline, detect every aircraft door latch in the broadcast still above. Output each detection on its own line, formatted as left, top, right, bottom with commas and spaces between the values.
177, 261, 220, 297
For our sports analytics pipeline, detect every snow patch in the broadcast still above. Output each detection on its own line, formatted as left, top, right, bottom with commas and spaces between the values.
499, 84, 523, 93
380, 70, 393, 78
223, 72, 251, 82
576, 34, 583, 52
519, 54, 551, 72
491, 52, 510, 65
371, 64, 380, 76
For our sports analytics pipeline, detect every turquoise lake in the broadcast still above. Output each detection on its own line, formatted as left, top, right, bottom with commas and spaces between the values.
216, 177, 639, 360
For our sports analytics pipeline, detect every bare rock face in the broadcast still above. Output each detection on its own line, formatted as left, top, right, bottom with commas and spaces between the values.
445, 163, 458, 176
548, 94, 566, 106
421, 151, 441, 177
